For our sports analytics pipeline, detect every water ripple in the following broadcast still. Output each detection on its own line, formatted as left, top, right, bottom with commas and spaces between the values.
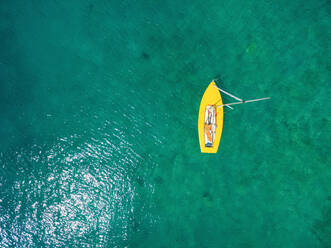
0, 124, 150, 247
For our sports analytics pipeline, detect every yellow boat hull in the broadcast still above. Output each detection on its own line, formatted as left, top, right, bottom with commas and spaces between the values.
198, 81, 224, 153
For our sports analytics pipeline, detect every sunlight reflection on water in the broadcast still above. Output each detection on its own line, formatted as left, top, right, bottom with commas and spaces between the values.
0, 126, 145, 247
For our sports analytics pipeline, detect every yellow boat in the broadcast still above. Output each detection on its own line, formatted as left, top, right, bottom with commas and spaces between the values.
198, 80, 270, 154
198, 80, 224, 153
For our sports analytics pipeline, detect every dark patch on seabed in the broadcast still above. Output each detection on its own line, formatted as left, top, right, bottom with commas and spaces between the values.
141, 51, 150, 60
312, 201, 331, 247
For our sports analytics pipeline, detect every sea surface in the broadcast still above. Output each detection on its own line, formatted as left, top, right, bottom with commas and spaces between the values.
0, 0, 330, 247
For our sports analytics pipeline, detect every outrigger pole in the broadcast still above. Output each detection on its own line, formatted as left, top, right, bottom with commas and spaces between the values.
212, 85, 243, 108
213, 85, 243, 102
217, 97, 271, 108
212, 83, 270, 108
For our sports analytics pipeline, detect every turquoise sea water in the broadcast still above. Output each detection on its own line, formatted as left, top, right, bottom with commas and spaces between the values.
0, 0, 330, 247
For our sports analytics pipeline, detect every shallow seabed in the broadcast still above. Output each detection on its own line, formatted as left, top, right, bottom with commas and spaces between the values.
0, 0, 330, 247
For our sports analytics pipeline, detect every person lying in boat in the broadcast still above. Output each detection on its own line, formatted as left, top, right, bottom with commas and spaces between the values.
205, 124, 213, 147
205, 106, 214, 124
204, 106, 216, 147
